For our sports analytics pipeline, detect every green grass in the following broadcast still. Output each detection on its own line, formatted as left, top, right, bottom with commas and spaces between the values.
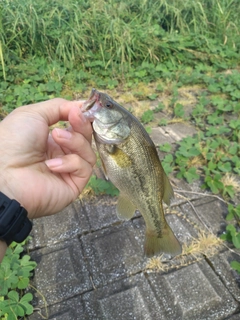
0, 0, 240, 72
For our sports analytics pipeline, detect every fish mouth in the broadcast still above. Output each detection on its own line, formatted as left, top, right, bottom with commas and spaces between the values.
82, 89, 102, 120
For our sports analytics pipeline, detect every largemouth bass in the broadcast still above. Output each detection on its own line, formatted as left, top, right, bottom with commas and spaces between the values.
82, 89, 181, 257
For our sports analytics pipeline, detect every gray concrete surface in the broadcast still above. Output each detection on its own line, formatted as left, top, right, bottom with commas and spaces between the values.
28, 122, 240, 320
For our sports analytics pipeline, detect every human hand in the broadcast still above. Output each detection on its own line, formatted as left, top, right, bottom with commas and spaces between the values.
0, 98, 96, 219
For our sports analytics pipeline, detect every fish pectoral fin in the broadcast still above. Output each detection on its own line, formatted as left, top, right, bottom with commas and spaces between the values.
144, 224, 182, 258
162, 172, 174, 206
100, 158, 109, 180
117, 194, 136, 220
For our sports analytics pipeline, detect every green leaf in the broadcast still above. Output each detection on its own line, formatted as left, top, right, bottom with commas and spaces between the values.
162, 162, 173, 175
229, 119, 240, 130
183, 167, 200, 183
226, 224, 236, 234
208, 161, 217, 171
226, 204, 240, 221
8, 290, 19, 302
229, 144, 238, 155
232, 234, 240, 249
20, 293, 34, 315
217, 161, 232, 172
159, 143, 172, 152
163, 154, 173, 163
147, 93, 158, 100
13, 244, 24, 255
204, 175, 224, 193
158, 119, 168, 126
20, 292, 33, 303
174, 103, 185, 118
141, 110, 154, 124
86, 176, 119, 196
223, 185, 235, 198
17, 277, 29, 289
230, 261, 240, 273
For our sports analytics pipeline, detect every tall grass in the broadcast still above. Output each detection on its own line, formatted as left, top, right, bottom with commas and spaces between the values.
0, 0, 239, 70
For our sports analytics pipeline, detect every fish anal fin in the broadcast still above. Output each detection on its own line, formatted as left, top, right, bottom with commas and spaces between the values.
144, 224, 182, 258
117, 194, 136, 220
162, 172, 174, 206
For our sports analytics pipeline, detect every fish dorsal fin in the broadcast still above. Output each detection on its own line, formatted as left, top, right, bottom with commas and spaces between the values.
162, 172, 174, 206
117, 193, 136, 220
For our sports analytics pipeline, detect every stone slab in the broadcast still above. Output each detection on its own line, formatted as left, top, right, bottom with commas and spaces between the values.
80, 195, 121, 231
227, 313, 240, 319
81, 220, 145, 288
148, 260, 238, 320
30, 238, 92, 307
82, 273, 163, 320
150, 127, 176, 146
180, 197, 228, 235
28, 295, 86, 320
171, 178, 211, 205
29, 200, 89, 249
164, 123, 197, 142
209, 250, 240, 302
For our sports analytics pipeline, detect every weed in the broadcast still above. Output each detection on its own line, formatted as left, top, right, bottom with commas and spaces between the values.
154, 103, 165, 112
141, 110, 154, 124
1, 0, 240, 75
158, 119, 168, 126
0, 238, 36, 319
84, 175, 119, 197
159, 143, 172, 153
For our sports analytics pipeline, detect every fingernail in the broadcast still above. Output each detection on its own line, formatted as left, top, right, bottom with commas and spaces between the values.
45, 158, 63, 168
55, 128, 72, 139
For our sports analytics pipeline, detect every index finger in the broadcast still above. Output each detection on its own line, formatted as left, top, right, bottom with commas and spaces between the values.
17, 98, 84, 126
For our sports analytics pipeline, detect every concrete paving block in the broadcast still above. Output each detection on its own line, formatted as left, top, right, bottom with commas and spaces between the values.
148, 260, 238, 320
226, 313, 240, 319
209, 251, 240, 302
180, 197, 228, 234
30, 238, 92, 307
29, 200, 89, 249
171, 178, 209, 205
164, 123, 197, 142
28, 295, 87, 320
150, 127, 175, 146
82, 273, 164, 320
80, 195, 120, 231
81, 221, 145, 287
165, 210, 198, 245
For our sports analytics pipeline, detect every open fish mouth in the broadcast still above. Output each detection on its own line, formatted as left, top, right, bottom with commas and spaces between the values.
82, 89, 101, 120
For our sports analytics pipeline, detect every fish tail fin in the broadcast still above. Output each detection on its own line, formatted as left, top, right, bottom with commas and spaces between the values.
144, 225, 182, 258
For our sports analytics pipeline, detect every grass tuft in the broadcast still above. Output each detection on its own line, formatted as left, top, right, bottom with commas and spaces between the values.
146, 230, 223, 272
182, 230, 223, 258
221, 173, 240, 193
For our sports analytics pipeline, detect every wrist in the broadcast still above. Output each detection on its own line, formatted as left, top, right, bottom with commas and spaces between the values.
0, 191, 32, 247
0, 174, 26, 211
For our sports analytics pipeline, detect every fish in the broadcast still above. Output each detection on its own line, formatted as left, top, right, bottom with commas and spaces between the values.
82, 89, 182, 257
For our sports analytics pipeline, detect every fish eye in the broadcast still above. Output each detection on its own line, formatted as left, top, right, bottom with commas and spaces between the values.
105, 101, 113, 108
